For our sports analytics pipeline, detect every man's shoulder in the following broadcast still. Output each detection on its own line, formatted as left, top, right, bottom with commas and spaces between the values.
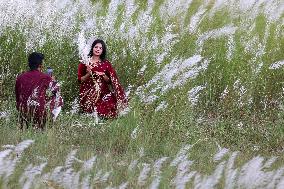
17, 71, 51, 82
103, 59, 112, 67
37, 72, 53, 84
16, 71, 29, 81
38, 71, 51, 79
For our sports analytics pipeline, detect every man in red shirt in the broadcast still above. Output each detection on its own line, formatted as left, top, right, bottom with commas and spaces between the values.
15, 52, 63, 129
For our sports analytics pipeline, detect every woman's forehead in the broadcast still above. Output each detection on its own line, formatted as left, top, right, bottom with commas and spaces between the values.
95, 43, 102, 47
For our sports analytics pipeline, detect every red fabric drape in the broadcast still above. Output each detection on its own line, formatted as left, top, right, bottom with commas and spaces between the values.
15, 70, 63, 128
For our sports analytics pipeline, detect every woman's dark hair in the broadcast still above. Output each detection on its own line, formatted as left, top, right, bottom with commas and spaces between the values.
88, 39, 107, 60
28, 52, 44, 70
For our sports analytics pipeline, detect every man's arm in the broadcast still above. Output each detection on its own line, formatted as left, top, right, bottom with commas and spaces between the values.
15, 78, 20, 110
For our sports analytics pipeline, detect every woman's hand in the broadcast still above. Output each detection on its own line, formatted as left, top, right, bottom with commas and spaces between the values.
80, 65, 92, 82
86, 65, 93, 74
95, 71, 110, 82
94, 71, 105, 76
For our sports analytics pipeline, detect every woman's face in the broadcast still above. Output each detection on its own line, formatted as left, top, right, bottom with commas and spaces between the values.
93, 43, 103, 57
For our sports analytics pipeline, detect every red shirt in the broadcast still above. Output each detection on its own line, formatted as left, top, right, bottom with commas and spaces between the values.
15, 70, 52, 123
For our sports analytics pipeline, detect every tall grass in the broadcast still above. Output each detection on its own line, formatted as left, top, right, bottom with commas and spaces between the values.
0, 0, 284, 188
1, 139, 284, 188
0, 0, 283, 113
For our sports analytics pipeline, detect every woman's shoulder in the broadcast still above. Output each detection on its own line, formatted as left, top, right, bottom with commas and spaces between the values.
102, 59, 112, 67
103, 59, 111, 64
78, 61, 86, 67
79, 59, 85, 64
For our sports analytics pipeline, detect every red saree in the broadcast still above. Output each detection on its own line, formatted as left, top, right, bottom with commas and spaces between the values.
78, 60, 127, 118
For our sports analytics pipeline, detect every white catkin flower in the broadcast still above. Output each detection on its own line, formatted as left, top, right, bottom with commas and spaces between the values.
139, 147, 145, 158
237, 122, 243, 129
137, 55, 206, 105
149, 176, 161, 189
252, 145, 260, 151
269, 60, 284, 70
77, 30, 89, 64
124, 0, 138, 20
93, 170, 103, 183
196, 161, 226, 188
263, 157, 277, 169
153, 157, 169, 176
128, 159, 139, 171
233, 79, 240, 91
209, 0, 229, 17
1, 145, 15, 149
125, 85, 132, 98
213, 148, 229, 162
70, 98, 80, 114
155, 101, 168, 112
81, 156, 97, 172
0, 149, 13, 162
52, 107, 61, 121
137, 65, 147, 75
81, 175, 91, 189
160, 0, 193, 20
188, 85, 206, 106
118, 106, 130, 117
65, 150, 78, 168
189, 6, 207, 34
0, 112, 9, 119
118, 182, 128, 189
19, 162, 47, 189
226, 35, 235, 61
105, 186, 115, 189
131, 126, 139, 139
174, 171, 196, 189
101, 171, 111, 182
90, 111, 99, 125
138, 163, 151, 186
238, 156, 272, 188
0, 140, 34, 184
170, 144, 192, 167
15, 140, 34, 155
224, 151, 239, 189
196, 25, 237, 53
172, 155, 197, 189
220, 86, 229, 100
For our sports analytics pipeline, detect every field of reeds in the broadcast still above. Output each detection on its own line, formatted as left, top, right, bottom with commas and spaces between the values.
0, 0, 284, 188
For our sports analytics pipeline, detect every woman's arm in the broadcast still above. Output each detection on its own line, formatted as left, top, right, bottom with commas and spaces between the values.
80, 72, 91, 82
102, 73, 110, 83
106, 61, 128, 108
78, 63, 91, 83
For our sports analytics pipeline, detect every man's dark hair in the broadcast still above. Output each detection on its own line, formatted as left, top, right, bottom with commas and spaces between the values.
28, 52, 44, 70
88, 39, 107, 60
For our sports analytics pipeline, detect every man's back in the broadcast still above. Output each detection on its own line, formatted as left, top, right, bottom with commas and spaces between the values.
15, 70, 52, 127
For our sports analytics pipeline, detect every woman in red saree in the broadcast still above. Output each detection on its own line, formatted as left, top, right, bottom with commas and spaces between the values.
77, 39, 127, 118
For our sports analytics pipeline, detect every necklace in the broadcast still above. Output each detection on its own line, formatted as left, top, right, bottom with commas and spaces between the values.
90, 58, 101, 66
